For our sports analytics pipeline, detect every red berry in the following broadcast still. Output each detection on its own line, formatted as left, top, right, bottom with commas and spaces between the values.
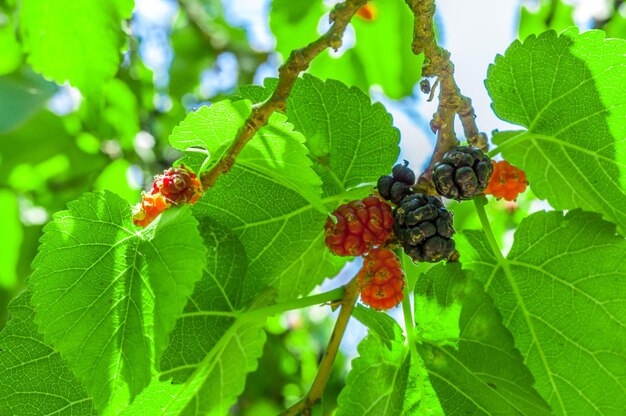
152, 164, 203, 205
132, 193, 168, 228
357, 248, 405, 310
324, 196, 394, 256
484, 160, 528, 201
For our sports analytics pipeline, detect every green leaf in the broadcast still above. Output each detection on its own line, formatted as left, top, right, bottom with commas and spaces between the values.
0, 22, 22, 75
414, 263, 551, 415
284, 75, 401, 197
352, 304, 398, 349
0, 69, 56, 133
169, 99, 324, 211
19, 0, 133, 99
192, 76, 399, 302
458, 210, 626, 415
29, 191, 206, 412
269, 0, 324, 60
122, 321, 266, 416
336, 319, 420, 416
518, 0, 574, 40
159, 217, 246, 382
0, 190, 22, 289
486, 28, 626, 231
0, 291, 97, 415
270, 1, 423, 98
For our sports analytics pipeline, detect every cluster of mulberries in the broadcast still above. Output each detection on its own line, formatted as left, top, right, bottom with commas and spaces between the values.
132, 165, 203, 228
323, 145, 528, 310
377, 160, 458, 263
324, 196, 404, 310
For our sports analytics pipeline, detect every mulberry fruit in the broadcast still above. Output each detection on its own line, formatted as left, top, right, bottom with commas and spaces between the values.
357, 248, 405, 310
484, 160, 528, 201
132, 164, 203, 228
324, 196, 394, 256
356, 3, 378, 21
377, 161, 416, 205
132, 193, 168, 228
393, 193, 455, 262
152, 165, 203, 205
432, 146, 493, 200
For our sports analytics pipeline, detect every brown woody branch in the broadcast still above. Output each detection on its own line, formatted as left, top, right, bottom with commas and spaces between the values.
405, 0, 487, 194
200, 0, 368, 190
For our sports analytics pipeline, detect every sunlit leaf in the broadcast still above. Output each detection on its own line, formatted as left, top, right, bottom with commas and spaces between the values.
458, 210, 626, 415
29, 191, 206, 412
414, 263, 551, 415
486, 28, 626, 231
0, 291, 96, 415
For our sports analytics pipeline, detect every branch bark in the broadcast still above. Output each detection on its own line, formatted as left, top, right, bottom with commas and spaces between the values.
200, 0, 367, 190
405, 0, 488, 194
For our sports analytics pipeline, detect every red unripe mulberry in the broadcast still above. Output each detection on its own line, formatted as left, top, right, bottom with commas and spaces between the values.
324, 197, 394, 256
357, 248, 405, 310
152, 164, 203, 205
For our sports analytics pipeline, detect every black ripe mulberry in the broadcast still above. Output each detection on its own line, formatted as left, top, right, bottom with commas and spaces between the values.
432, 146, 493, 200
393, 194, 455, 263
377, 161, 416, 205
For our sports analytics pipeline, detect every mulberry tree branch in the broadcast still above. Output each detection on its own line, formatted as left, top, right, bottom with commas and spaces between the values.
200, 0, 368, 189
405, 0, 488, 194
281, 277, 360, 416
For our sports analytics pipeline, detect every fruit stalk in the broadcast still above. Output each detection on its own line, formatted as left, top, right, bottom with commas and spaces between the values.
281, 277, 360, 416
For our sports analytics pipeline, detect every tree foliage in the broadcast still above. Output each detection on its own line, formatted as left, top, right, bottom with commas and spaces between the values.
0, 0, 624, 415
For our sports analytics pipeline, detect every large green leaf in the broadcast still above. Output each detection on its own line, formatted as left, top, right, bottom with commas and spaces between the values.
121, 321, 266, 416
29, 191, 206, 412
170, 99, 324, 211
270, 1, 422, 98
0, 291, 96, 415
159, 217, 247, 382
414, 263, 551, 415
458, 210, 626, 415
336, 317, 421, 416
179, 76, 399, 302
486, 28, 626, 231
285, 75, 401, 197
122, 218, 265, 415
19, 0, 133, 99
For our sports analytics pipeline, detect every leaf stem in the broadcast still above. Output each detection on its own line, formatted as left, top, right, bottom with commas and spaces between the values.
241, 286, 346, 322
399, 254, 426, 403
405, 0, 488, 193
200, 0, 367, 190
281, 277, 360, 416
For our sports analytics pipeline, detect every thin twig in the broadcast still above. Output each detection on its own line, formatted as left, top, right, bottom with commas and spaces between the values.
200, 0, 368, 190
405, 0, 488, 194
281, 277, 360, 416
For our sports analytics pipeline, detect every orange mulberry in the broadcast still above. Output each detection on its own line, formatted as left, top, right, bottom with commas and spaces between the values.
356, 3, 378, 21
132, 193, 168, 228
324, 196, 394, 256
357, 248, 405, 310
484, 160, 528, 201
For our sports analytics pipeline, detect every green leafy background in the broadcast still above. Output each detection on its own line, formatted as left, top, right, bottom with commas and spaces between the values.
1, 0, 625, 414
